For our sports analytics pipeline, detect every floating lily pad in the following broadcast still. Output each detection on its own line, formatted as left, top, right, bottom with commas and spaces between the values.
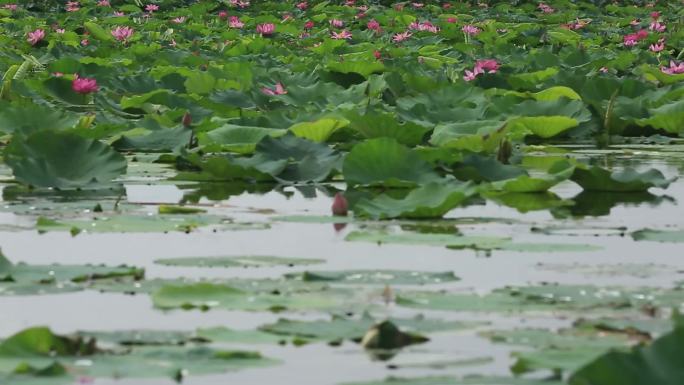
155, 256, 324, 268
0, 327, 276, 383
260, 314, 480, 343
34, 215, 242, 234
196, 327, 285, 344
632, 229, 684, 243
341, 375, 564, 385
345, 231, 510, 249
152, 282, 356, 312
0, 251, 143, 296
284, 270, 458, 285
397, 284, 684, 313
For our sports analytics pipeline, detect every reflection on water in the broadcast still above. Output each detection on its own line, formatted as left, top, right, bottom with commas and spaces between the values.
0, 146, 683, 385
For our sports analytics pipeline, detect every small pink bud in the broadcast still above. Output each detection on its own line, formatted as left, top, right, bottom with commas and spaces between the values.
182, 112, 192, 127
332, 193, 348, 216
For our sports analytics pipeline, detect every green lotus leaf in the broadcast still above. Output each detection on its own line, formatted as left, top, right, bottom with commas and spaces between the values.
112, 127, 192, 152
288, 117, 350, 142
0, 250, 143, 296
260, 313, 478, 343
248, 134, 342, 183
353, 182, 477, 219
490, 161, 575, 192
4, 131, 127, 189
0, 103, 78, 135
508, 116, 579, 139
569, 318, 684, 385
632, 229, 684, 243
0, 327, 276, 382
342, 376, 563, 385
346, 111, 433, 146
571, 165, 674, 192
284, 270, 459, 285
453, 154, 526, 183
155, 256, 324, 268
326, 61, 385, 78
152, 282, 354, 312
174, 154, 278, 182
636, 99, 684, 134
343, 138, 441, 187
429, 120, 506, 152
199, 125, 286, 154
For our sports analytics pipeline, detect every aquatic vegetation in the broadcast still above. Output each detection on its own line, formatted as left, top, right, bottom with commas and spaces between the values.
0, 0, 683, 384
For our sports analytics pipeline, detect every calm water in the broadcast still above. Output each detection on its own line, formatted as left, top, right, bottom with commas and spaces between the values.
1, 144, 683, 385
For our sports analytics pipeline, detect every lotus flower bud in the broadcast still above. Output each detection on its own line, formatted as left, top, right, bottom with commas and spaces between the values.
182, 112, 192, 127
331, 193, 348, 216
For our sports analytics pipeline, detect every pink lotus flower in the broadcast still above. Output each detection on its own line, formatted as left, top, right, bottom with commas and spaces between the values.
304, 21, 314, 30
230, 0, 250, 8
629, 19, 641, 26
3, 4, 17, 11
229, 16, 244, 28
635, 29, 649, 40
463, 68, 482, 82
72, 76, 98, 94
81, 39, 89, 46
172, 16, 186, 24
113, 11, 124, 16
475, 59, 499, 73
538, 3, 554, 13
97, 0, 110, 6
661, 61, 684, 75
447, 17, 457, 23
409, 21, 439, 33
261, 82, 287, 96
111, 26, 134, 42
463, 59, 499, 81
331, 193, 348, 216
392, 31, 412, 43
373, 50, 381, 60
331, 30, 352, 40
296, 2, 308, 10
218, 10, 228, 19
55, 28, 65, 34
650, 11, 660, 20
66, 1, 80, 12
27, 29, 45, 46
649, 21, 666, 32
462, 25, 480, 35
330, 19, 344, 28
599, 67, 609, 73
145, 4, 159, 12
367, 19, 381, 32
623, 34, 638, 46
256, 23, 275, 36
649, 40, 664, 52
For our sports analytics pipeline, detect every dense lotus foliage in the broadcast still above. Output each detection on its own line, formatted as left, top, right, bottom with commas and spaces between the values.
0, 0, 682, 194
1, 0, 684, 384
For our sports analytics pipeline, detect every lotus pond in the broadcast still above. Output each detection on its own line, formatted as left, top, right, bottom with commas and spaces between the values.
1, 0, 684, 384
